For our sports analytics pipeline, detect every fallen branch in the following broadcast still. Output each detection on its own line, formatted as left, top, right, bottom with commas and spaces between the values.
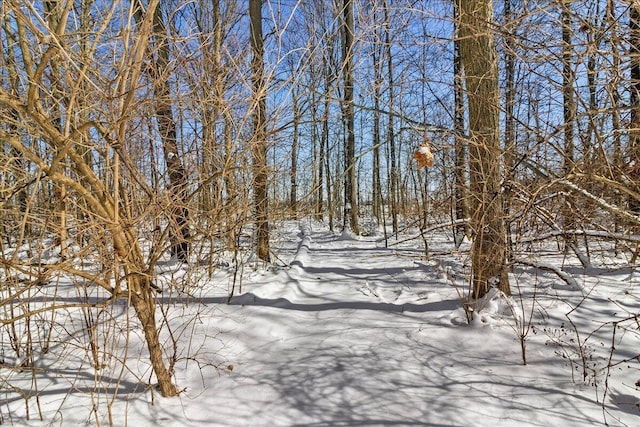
517, 229, 640, 244
514, 257, 584, 295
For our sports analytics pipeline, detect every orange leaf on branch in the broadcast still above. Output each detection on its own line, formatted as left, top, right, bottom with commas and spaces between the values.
414, 142, 434, 168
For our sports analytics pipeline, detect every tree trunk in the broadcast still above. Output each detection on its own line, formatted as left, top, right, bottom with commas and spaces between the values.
317, 98, 326, 221
290, 89, 299, 218
44, 0, 68, 259
561, 1, 577, 245
629, 2, 640, 216
130, 281, 178, 397
2, 20, 30, 241
585, 14, 599, 172
457, 0, 510, 299
342, 0, 359, 235
453, 1, 469, 248
134, 0, 190, 262
318, 42, 334, 225
372, 30, 383, 224
201, 0, 224, 216
503, 0, 516, 261
384, 1, 398, 234
250, 0, 270, 261
607, 0, 623, 236
324, 115, 334, 231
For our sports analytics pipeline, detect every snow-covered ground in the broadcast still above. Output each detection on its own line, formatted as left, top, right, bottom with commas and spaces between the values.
2, 220, 639, 426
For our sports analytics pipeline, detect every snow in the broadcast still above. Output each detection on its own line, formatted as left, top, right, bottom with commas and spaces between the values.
2, 221, 639, 426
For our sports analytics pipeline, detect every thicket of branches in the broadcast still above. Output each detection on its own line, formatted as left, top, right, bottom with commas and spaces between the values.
1, 0, 639, 421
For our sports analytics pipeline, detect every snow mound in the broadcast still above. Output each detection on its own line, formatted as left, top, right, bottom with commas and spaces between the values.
470, 288, 523, 328
290, 225, 312, 270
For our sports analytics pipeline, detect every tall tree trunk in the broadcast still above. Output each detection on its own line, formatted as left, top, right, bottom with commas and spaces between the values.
384, 1, 398, 234
134, 1, 190, 262
453, 0, 469, 248
585, 13, 599, 172
457, 0, 510, 299
250, 0, 270, 261
372, 31, 383, 224
561, 1, 577, 244
290, 89, 299, 218
341, 0, 359, 235
503, 0, 516, 261
44, 0, 68, 259
311, 88, 320, 220
607, 0, 623, 235
629, 2, 640, 216
317, 97, 326, 221
201, 0, 224, 215
3, 28, 29, 239
324, 115, 334, 231
223, 108, 237, 248
318, 42, 334, 225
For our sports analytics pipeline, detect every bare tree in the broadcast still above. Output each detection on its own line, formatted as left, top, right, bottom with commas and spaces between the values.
383, 0, 398, 235
290, 87, 300, 218
250, 0, 270, 261
372, 5, 384, 224
457, 0, 510, 299
606, 0, 624, 237
134, 0, 190, 263
197, 0, 225, 215
341, 0, 359, 235
502, 0, 516, 260
629, 1, 640, 216
453, 0, 470, 248
0, 0, 180, 397
561, 1, 577, 248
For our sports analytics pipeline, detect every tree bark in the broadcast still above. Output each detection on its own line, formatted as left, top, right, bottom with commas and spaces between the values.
290, 89, 299, 218
341, 0, 359, 235
250, 0, 270, 261
607, 0, 623, 236
200, 0, 224, 215
130, 283, 178, 397
44, 0, 68, 259
503, 0, 516, 261
457, 0, 510, 298
453, 0, 470, 248
134, 0, 190, 262
372, 23, 383, 224
384, 1, 398, 234
629, 2, 640, 216
561, 1, 577, 245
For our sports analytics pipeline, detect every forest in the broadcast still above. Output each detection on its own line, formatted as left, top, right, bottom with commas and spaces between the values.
1, 0, 639, 426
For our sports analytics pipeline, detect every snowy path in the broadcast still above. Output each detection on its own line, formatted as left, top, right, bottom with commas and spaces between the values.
157, 226, 631, 427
